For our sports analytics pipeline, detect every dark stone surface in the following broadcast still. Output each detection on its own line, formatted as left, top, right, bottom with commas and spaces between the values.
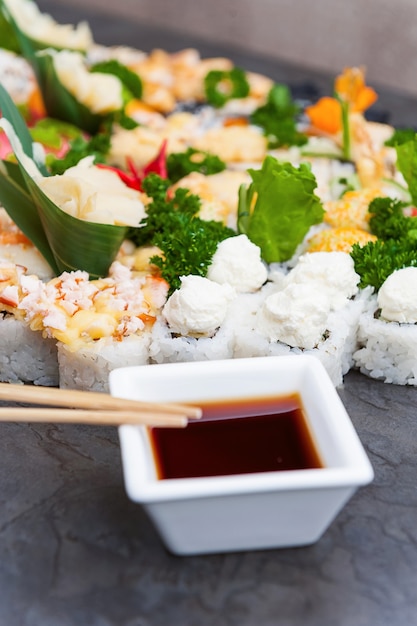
1, 370, 417, 626
2, 4, 417, 624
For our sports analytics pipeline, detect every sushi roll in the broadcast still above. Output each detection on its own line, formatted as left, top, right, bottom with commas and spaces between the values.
354, 268, 417, 385
57, 333, 151, 392
0, 260, 58, 385
1, 261, 168, 391
0, 312, 58, 385
232, 251, 366, 387
1, 0, 413, 392
149, 275, 236, 364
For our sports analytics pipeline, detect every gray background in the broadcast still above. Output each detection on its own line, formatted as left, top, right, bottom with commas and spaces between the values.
46, 0, 417, 97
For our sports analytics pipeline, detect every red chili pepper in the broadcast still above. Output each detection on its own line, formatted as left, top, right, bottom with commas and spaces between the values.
96, 139, 168, 191
143, 138, 168, 179
96, 162, 142, 190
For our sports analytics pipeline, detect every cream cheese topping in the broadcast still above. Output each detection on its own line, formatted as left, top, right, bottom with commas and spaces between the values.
378, 267, 417, 323
162, 274, 235, 337
256, 282, 331, 349
286, 251, 360, 310
207, 234, 267, 292
255, 251, 359, 349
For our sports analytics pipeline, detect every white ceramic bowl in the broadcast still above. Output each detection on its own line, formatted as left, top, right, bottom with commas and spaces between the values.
109, 355, 374, 555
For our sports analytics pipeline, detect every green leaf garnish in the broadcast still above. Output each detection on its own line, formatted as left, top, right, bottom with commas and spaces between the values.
395, 136, 417, 206
204, 67, 250, 108
0, 0, 91, 55
0, 3, 116, 134
34, 51, 107, 134
166, 148, 226, 183
22, 170, 128, 277
385, 128, 416, 147
0, 160, 58, 273
0, 0, 42, 62
90, 59, 143, 100
0, 8, 20, 52
0, 2, 113, 133
238, 156, 324, 263
0, 84, 129, 278
29, 117, 82, 150
0, 80, 47, 170
250, 83, 308, 149
351, 195, 417, 291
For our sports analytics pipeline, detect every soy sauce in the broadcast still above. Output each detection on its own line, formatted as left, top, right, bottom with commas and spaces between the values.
149, 393, 323, 480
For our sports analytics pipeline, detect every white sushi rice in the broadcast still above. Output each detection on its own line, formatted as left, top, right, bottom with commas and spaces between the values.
229, 284, 369, 387
0, 314, 58, 386
57, 333, 151, 392
353, 292, 417, 385
0, 262, 375, 390
149, 317, 235, 364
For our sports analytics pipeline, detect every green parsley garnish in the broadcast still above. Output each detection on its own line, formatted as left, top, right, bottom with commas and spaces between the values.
350, 196, 417, 291
368, 197, 417, 240
128, 174, 235, 292
250, 83, 308, 149
46, 127, 112, 175
166, 148, 226, 183
351, 239, 417, 291
204, 67, 250, 108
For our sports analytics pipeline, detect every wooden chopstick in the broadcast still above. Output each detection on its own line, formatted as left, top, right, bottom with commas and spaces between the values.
0, 407, 187, 427
0, 383, 202, 419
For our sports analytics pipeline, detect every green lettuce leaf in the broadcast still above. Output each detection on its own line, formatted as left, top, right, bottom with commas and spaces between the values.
395, 137, 417, 206
29, 117, 83, 150
385, 128, 416, 147
238, 156, 324, 262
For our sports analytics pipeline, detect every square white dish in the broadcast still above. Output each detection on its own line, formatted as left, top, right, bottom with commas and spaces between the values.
109, 355, 374, 555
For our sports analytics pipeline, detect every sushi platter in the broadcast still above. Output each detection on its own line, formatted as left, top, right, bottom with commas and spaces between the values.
1, 0, 417, 391
0, 1, 416, 624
